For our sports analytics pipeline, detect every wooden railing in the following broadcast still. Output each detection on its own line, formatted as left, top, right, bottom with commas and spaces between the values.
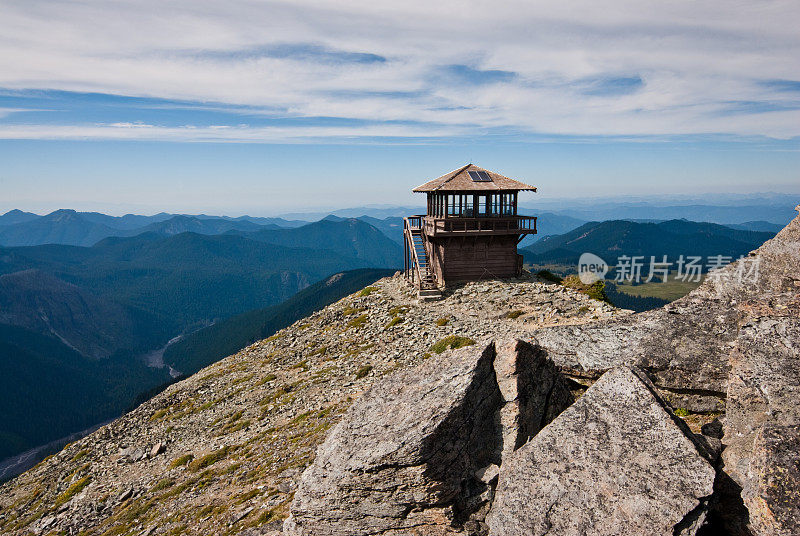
406, 215, 422, 231
422, 215, 537, 235
403, 216, 435, 289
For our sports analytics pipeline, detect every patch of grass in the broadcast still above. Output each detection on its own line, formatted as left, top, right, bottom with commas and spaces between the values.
235, 489, 261, 505
160, 482, 191, 500
222, 419, 251, 435
674, 407, 691, 417
167, 524, 188, 536
578, 305, 590, 313
250, 509, 276, 527
309, 346, 328, 357
255, 373, 277, 386
149, 478, 174, 492
149, 409, 168, 422
168, 454, 194, 469
291, 411, 314, 424
347, 314, 368, 328
385, 316, 404, 329
435, 318, 449, 326
562, 275, 610, 303
65, 462, 90, 481
359, 286, 377, 297
506, 310, 524, 319
71, 449, 90, 462
232, 373, 255, 385
54, 476, 91, 508
291, 360, 309, 372
188, 446, 229, 472
342, 306, 361, 316
388, 306, 408, 317
429, 335, 476, 354
355, 365, 373, 379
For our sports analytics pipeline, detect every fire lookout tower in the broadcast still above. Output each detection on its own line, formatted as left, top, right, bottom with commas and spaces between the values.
404, 164, 537, 298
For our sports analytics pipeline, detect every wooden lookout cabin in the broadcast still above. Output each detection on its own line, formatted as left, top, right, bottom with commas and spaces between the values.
404, 164, 537, 298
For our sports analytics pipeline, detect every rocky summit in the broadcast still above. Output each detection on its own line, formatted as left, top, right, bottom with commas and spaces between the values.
1, 207, 799, 536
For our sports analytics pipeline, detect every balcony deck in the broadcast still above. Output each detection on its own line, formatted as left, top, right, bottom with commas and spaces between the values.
405, 214, 537, 238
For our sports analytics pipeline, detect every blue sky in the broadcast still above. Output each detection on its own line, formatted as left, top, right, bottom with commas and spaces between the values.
1, 0, 799, 215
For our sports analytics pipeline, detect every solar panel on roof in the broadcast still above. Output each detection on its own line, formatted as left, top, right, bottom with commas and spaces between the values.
468, 170, 493, 182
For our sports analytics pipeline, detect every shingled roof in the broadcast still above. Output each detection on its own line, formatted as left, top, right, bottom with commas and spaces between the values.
412, 164, 537, 192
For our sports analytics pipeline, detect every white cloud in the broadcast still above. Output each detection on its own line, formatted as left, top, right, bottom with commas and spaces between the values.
0, 0, 798, 140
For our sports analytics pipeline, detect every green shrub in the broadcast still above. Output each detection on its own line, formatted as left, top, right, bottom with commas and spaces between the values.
674, 407, 690, 417
435, 318, 449, 326
429, 336, 476, 354
537, 269, 563, 283
355, 365, 373, 379
562, 275, 610, 304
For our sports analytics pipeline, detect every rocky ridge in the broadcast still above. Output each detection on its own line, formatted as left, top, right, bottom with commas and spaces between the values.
288, 207, 799, 535
2, 207, 797, 536
0, 269, 623, 536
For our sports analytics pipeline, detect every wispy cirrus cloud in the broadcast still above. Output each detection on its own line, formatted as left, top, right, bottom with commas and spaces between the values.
0, 0, 798, 142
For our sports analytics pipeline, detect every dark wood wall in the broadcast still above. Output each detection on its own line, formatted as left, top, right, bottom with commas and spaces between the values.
429, 235, 521, 282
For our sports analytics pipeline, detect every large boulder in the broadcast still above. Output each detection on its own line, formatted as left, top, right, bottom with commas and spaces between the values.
534, 206, 800, 413
720, 312, 800, 536
285, 339, 573, 535
534, 304, 736, 412
487, 367, 716, 536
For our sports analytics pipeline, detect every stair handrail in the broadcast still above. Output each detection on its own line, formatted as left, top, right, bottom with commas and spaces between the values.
403, 217, 436, 290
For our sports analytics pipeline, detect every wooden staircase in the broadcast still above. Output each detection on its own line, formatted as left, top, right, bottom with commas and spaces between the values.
404, 217, 442, 300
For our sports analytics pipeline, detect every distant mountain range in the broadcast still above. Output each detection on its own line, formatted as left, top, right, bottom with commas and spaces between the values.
522, 219, 776, 266
0, 216, 402, 462
520, 194, 798, 226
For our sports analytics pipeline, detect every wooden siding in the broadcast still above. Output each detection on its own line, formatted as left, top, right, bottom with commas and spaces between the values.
429, 235, 521, 283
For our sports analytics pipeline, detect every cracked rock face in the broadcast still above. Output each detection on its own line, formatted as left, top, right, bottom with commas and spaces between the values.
534, 207, 800, 416
721, 314, 800, 536
285, 339, 572, 535
487, 367, 716, 536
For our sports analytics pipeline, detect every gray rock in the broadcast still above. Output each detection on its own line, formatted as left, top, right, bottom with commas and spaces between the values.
720, 312, 800, 535
487, 367, 716, 536
533, 207, 800, 414
534, 302, 735, 413
494, 339, 574, 465
744, 424, 800, 536
149, 442, 165, 458
286, 339, 572, 536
